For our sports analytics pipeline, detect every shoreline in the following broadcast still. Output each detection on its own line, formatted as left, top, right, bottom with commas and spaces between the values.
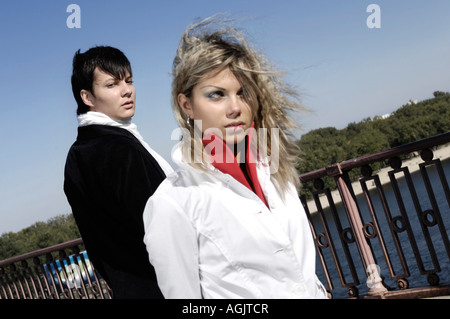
305, 143, 450, 213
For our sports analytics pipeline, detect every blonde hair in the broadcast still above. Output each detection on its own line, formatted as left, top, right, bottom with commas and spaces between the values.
171, 16, 306, 193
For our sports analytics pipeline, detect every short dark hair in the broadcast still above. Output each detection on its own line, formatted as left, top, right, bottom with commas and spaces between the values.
71, 46, 133, 115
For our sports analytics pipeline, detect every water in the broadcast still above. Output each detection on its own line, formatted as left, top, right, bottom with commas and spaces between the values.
310, 159, 450, 298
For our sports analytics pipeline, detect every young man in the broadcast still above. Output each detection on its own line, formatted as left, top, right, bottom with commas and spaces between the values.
64, 46, 173, 299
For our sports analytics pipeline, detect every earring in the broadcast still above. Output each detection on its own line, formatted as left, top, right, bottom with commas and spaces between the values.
186, 116, 191, 125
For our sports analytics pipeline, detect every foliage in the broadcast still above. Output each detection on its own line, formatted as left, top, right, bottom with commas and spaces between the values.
0, 214, 81, 261
297, 92, 450, 197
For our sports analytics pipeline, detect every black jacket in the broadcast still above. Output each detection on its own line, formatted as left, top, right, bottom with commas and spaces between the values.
64, 125, 166, 298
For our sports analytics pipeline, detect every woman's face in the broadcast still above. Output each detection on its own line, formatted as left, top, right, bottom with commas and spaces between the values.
178, 68, 253, 146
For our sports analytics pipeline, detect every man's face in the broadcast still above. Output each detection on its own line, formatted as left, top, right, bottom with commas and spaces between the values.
82, 67, 136, 120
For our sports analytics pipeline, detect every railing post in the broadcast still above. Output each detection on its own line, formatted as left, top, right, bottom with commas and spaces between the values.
326, 163, 388, 296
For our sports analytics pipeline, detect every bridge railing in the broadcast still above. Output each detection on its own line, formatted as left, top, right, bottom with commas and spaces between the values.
0, 238, 111, 299
300, 132, 450, 299
1, 133, 449, 299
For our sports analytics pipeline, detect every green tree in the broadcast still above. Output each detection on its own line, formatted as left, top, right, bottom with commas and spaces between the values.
297, 90, 450, 198
0, 214, 81, 261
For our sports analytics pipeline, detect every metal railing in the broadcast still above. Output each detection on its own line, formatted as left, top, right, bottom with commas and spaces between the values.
1, 133, 449, 299
0, 238, 111, 299
300, 132, 450, 299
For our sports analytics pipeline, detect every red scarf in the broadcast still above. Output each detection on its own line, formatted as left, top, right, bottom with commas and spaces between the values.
202, 123, 269, 208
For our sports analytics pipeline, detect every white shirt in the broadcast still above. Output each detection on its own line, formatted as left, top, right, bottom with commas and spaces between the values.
143, 145, 328, 299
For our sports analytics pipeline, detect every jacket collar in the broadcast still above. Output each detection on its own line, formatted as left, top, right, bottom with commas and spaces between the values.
202, 123, 269, 208
76, 124, 135, 141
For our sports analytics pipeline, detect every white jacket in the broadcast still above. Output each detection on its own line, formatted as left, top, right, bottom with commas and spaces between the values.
143, 145, 328, 299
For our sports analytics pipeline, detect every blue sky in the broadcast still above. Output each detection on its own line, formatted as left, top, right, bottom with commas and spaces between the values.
1, 0, 449, 235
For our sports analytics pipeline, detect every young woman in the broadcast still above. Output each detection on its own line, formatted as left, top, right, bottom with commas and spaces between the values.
143, 17, 328, 299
